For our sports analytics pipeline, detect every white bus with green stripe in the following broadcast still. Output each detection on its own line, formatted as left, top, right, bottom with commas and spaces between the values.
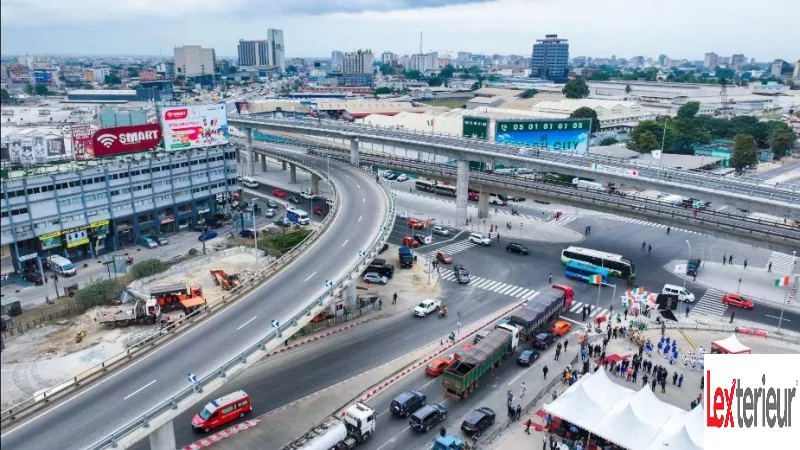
560, 246, 636, 279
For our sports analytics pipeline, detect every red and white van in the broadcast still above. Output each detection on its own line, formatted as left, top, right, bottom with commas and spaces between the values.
191, 390, 252, 432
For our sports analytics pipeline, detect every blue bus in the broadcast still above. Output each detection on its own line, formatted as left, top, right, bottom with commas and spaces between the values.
564, 260, 609, 284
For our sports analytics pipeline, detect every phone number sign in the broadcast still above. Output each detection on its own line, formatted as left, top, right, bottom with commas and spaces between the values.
495, 119, 592, 153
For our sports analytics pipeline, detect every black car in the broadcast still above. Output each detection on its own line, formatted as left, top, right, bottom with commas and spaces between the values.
23, 271, 44, 285
506, 242, 529, 255
533, 332, 554, 349
517, 349, 539, 366
266, 199, 278, 208
461, 407, 496, 437
413, 235, 426, 246
391, 390, 426, 418
289, 196, 300, 204
378, 243, 389, 254
409, 404, 447, 432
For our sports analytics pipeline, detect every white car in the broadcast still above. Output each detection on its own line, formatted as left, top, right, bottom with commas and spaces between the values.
363, 272, 389, 285
300, 192, 314, 200
469, 233, 491, 246
265, 208, 276, 218
414, 298, 442, 317
432, 226, 450, 236
396, 174, 409, 182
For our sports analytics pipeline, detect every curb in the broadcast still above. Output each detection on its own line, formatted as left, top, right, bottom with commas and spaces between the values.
263, 321, 365, 358
181, 419, 261, 450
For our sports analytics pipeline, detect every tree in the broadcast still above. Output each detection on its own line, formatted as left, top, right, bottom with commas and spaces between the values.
731, 134, 758, 169
631, 131, 661, 152
470, 81, 481, 91
104, 74, 122, 84
599, 137, 620, 146
519, 88, 539, 99
0, 88, 10, 102
74, 278, 127, 308
562, 78, 589, 99
287, 65, 297, 73
34, 85, 51, 96
373, 87, 393, 95
130, 258, 170, 279
24, 83, 34, 95
427, 76, 444, 87
228, 66, 237, 74
768, 124, 796, 159
568, 107, 601, 133
624, 84, 632, 95
404, 70, 422, 80
677, 101, 700, 120
127, 67, 139, 78
629, 120, 672, 152
379, 64, 395, 76
439, 65, 455, 79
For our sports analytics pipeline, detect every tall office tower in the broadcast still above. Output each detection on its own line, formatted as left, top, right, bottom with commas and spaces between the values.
381, 52, 396, 65
704, 52, 719, 69
529, 34, 569, 82
237, 40, 270, 67
342, 49, 373, 74
658, 54, 668, 66
730, 54, 746, 69
174, 45, 216, 77
331, 51, 344, 72
267, 29, 285, 72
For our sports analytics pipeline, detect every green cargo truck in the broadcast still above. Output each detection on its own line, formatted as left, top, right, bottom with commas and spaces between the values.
442, 324, 520, 400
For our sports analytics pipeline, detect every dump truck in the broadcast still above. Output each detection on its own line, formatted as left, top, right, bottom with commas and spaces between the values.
148, 283, 206, 313
429, 435, 466, 450
508, 284, 574, 340
210, 270, 240, 290
285, 402, 376, 450
442, 323, 519, 400
96, 299, 160, 328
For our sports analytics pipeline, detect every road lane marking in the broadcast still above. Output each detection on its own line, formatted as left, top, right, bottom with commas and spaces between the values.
508, 360, 538, 386
303, 271, 317, 282
358, 215, 362, 222
557, 316, 585, 326
341, 239, 349, 248
765, 314, 791, 322
422, 377, 439, 388
122, 380, 157, 401
357, 184, 361, 189
236, 316, 258, 331
363, 197, 366, 203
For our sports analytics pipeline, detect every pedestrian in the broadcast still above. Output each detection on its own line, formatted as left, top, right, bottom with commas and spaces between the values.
678, 374, 684, 387
700, 374, 705, 389
507, 390, 514, 406
554, 347, 561, 361
723, 254, 727, 265
378, 298, 382, 310
666, 226, 670, 234
548, 273, 552, 284
661, 378, 667, 393
392, 292, 397, 305
516, 405, 522, 421
685, 306, 690, 317
624, 308, 628, 320
520, 382, 527, 398
651, 378, 657, 392
582, 308, 587, 322
543, 365, 549, 379
729, 255, 733, 265
693, 273, 697, 282
564, 339, 569, 351
526, 417, 532, 434
673, 372, 678, 385
588, 226, 592, 235
497, 233, 500, 242
730, 311, 735, 323
642, 374, 649, 387
543, 435, 548, 450
284, 339, 289, 347
743, 259, 748, 269
768, 262, 772, 272
53, 273, 59, 283
648, 245, 652, 254
642, 241, 646, 250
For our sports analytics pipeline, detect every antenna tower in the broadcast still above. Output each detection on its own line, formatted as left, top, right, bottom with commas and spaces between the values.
420, 31, 423, 55
719, 78, 729, 115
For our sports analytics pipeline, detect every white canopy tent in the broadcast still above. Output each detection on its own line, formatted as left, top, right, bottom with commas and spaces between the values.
710, 334, 751, 354
644, 403, 705, 450
543, 369, 634, 430
593, 387, 684, 450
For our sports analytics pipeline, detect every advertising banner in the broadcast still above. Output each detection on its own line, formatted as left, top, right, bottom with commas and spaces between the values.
92, 123, 162, 157
462, 116, 489, 140
70, 125, 94, 160
39, 231, 62, 250
63, 225, 90, 248
235, 102, 250, 115
46, 136, 67, 159
32, 135, 48, 164
9, 136, 22, 164
495, 119, 592, 154
90, 219, 110, 238
160, 104, 230, 150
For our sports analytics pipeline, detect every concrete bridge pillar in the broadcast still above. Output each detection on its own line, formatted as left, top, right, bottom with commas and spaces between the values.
261, 154, 268, 172
350, 137, 360, 167
477, 188, 490, 219
236, 147, 241, 163
456, 159, 469, 226
345, 283, 358, 309
148, 419, 176, 450
290, 164, 297, 184
311, 174, 320, 195
245, 127, 255, 176
282, 161, 287, 171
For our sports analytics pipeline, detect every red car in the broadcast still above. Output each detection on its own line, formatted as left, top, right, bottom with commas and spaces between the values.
314, 207, 325, 216
722, 293, 754, 309
272, 189, 286, 198
402, 236, 420, 248
425, 356, 454, 377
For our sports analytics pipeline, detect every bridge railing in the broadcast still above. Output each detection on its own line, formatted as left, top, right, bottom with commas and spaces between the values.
230, 116, 800, 206
82, 151, 395, 450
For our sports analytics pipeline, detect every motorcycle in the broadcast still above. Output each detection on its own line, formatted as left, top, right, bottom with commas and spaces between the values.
511, 209, 519, 216
74, 329, 86, 343
125, 256, 135, 266
439, 308, 447, 318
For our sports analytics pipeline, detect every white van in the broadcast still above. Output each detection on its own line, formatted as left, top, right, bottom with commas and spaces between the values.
241, 176, 259, 188
662, 284, 695, 303
47, 255, 76, 277
469, 233, 491, 246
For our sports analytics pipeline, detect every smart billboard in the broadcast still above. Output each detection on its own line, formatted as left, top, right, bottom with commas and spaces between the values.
92, 124, 163, 157
462, 116, 489, 140
495, 119, 592, 154
160, 104, 230, 150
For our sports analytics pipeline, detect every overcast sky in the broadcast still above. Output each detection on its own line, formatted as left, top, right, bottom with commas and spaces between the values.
1, 0, 798, 62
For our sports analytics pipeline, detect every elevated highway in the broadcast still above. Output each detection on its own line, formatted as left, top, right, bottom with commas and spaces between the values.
229, 116, 799, 221
289, 145, 800, 252
0, 154, 390, 450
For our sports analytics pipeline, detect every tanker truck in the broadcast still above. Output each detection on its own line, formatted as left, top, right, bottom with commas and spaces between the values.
284, 402, 375, 450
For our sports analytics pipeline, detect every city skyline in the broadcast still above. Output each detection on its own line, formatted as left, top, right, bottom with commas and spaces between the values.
1, 0, 798, 61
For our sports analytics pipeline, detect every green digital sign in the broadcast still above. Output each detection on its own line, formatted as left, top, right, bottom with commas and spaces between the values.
495, 119, 592, 153
462, 116, 489, 140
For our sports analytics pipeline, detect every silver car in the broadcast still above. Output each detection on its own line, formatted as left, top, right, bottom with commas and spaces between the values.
432, 226, 450, 236
265, 208, 276, 218
363, 272, 389, 285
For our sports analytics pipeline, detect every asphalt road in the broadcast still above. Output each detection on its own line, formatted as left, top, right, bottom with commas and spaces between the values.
0, 156, 386, 450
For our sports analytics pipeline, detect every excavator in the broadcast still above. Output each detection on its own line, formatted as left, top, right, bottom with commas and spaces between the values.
210, 270, 240, 291
148, 283, 206, 314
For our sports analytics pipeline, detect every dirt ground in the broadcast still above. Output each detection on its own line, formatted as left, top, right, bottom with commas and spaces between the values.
355, 245, 441, 313
0, 250, 261, 409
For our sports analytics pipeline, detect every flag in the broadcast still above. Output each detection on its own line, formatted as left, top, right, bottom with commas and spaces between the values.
427, 119, 434, 127
775, 276, 790, 287
424, 219, 430, 228
651, 150, 662, 160
590, 275, 602, 285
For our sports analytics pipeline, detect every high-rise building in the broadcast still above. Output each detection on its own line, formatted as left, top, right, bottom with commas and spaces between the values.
381, 52, 395, 65
730, 54, 746, 69
770, 59, 784, 77
408, 53, 437, 72
267, 29, 285, 72
703, 52, 718, 69
237, 40, 270, 67
342, 49, 373, 74
657, 54, 668, 66
529, 34, 569, 83
174, 45, 216, 77
331, 51, 343, 72
794, 60, 800, 78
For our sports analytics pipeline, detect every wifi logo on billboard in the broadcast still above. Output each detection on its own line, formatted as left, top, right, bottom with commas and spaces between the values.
96, 134, 117, 148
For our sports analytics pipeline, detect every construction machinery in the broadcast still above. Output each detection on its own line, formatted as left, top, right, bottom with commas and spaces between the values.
148, 283, 207, 314
96, 299, 160, 329
210, 270, 240, 291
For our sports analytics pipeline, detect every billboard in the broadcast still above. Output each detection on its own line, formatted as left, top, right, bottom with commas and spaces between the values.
71, 125, 94, 160
495, 119, 592, 154
92, 123, 163, 157
161, 104, 230, 150
463, 116, 489, 140
235, 102, 250, 115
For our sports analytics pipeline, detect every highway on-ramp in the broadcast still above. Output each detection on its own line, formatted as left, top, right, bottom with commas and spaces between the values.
0, 154, 387, 450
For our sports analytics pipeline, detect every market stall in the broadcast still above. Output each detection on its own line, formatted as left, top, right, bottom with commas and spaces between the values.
710, 334, 751, 354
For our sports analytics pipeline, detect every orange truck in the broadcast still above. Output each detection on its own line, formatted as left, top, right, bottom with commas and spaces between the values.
149, 283, 206, 314
210, 270, 240, 290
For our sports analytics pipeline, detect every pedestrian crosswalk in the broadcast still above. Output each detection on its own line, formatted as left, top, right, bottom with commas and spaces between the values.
600, 215, 704, 235
690, 288, 728, 317
565, 301, 611, 320
436, 272, 540, 300
419, 240, 477, 261
766, 251, 797, 274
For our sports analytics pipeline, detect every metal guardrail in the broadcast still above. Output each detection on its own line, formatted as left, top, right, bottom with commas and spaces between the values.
77, 152, 395, 449
310, 148, 800, 244
229, 116, 800, 207
1, 154, 344, 429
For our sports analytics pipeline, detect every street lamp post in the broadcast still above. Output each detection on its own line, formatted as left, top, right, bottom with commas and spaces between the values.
777, 250, 797, 332
251, 198, 264, 260
684, 240, 692, 289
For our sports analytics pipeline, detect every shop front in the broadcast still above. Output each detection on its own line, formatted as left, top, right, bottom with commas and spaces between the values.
63, 224, 94, 259
159, 215, 175, 234
38, 231, 64, 258
115, 218, 135, 247
90, 219, 113, 254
